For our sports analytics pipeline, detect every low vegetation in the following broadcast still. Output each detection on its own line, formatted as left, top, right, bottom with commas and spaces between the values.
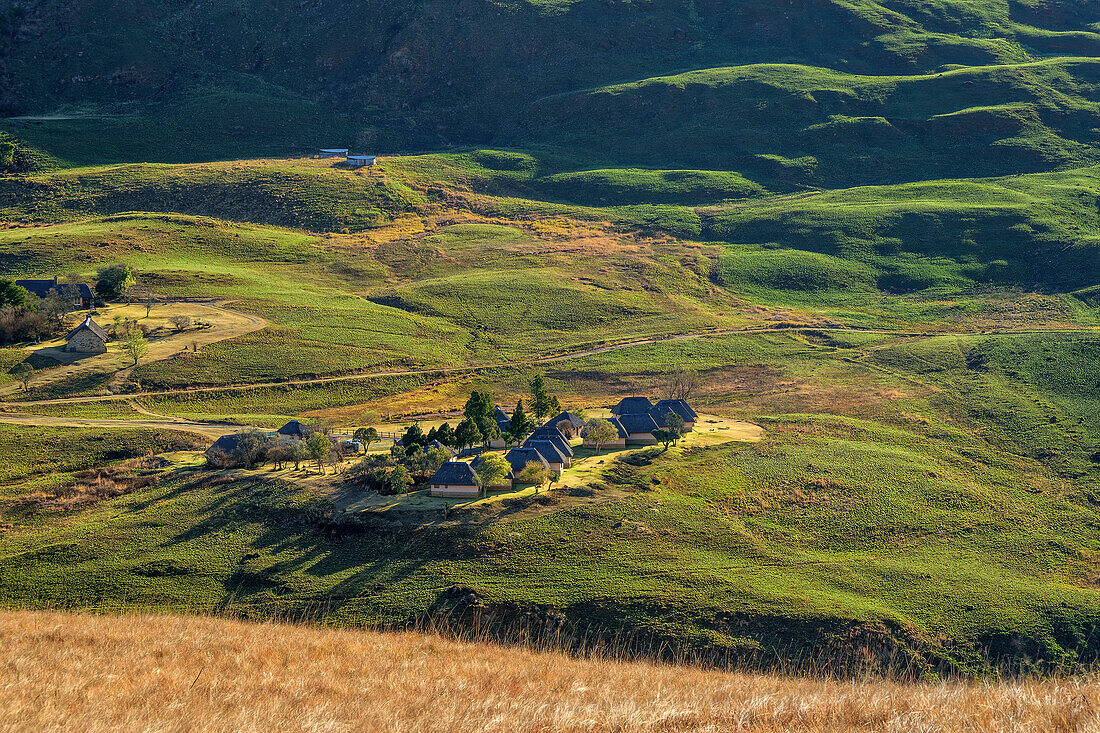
3, 610, 1098, 732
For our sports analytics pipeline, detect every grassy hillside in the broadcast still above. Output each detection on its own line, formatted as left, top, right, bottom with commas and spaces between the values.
5, 611, 1097, 732
514, 59, 1100, 187
4, 0, 1100, 178
4, 330, 1100, 673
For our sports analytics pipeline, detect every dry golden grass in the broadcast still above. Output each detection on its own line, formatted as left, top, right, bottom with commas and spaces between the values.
2, 611, 1099, 732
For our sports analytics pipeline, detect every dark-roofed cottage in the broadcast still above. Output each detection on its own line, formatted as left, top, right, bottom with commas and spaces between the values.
524, 440, 568, 475
543, 410, 585, 437
429, 461, 480, 498
505, 448, 551, 485
655, 399, 698, 431
612, 396, 653, 416
17, 278, 93, 309
64, 317, 108, 354
277, 420, 309, 438
205, 434, 242, 467
524, 427, 573, 466
617, 412, 661, 445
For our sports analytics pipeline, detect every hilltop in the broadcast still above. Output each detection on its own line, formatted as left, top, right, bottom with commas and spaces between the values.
2, 609, 1096, 732
3, 0, 1100, 184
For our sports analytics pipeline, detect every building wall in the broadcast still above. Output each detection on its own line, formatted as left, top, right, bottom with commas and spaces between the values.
430, 484, 479, 498
66, 330, 106, 354
583, 438, 626, 448
627, 433, 658, 445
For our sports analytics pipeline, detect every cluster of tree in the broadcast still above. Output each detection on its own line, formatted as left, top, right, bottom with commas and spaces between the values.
347, 442, 454, 496
448, 377, 564, 451
0, 278, 81, 345
394, 422, 454, 452
207, 427, 355, 475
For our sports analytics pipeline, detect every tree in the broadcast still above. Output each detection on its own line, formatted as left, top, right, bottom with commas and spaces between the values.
583, 418, 618, 454
529, 374, 553, 421
478, 418, 501, 449
507, 400, 534, 444
652, 428, 681, 451
473, 453, 510, 498
168, 315, 191, 332
95, 263, 136, 300
389, 464, 412, 496
306, 432, 331, 473
40, 295, 74, 332
434, 422, 455, 447
10, 362, 32, 391
267, 445, 289, 470
354, 426, 380, 452
515, 460, 549, 492
664, 411, 685, 435
134, 285, 157, 317
556, 418, 577, 440
0, 280, 27, 308
455, 418, 482, 454
123, 330, 149, 366
463, 391, 494, 423
665, 368, 700, 401
291, 439, 309, 471
401, 422, 427, 450
424, 446, 450, 476
232, 430, 271, 468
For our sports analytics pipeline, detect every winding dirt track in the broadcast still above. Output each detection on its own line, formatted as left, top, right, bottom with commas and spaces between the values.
0, 321, 1096, 437
6, 323, 1097, 408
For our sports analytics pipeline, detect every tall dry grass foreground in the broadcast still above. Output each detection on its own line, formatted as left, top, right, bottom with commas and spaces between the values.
1, 610, 1098, 733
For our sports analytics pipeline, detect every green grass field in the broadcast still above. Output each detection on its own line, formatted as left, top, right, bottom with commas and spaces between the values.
3, 0, 1100, 672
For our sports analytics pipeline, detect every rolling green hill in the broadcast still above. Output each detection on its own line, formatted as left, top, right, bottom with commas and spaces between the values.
4, 0, 1100, 676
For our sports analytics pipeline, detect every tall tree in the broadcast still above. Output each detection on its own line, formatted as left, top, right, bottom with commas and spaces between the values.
583, 418, 618, 454
306, 432, 331, 473
665, 368, 699, 401
435, 422, 455, 447
473, 453, 510, 498
0, 280, 27, 308
653, 428, 681, 451
402, 422, 427, 450
389, 464, 412, 496
95, 263, 136, 300
354, 426, 380, 452
507, 400, 534, 444
529, 374, 553, 421
123, 330, 149, 366
455, 418, 482, 454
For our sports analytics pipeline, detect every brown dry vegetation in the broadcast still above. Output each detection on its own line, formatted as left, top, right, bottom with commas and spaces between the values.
1, 610, 1098, 733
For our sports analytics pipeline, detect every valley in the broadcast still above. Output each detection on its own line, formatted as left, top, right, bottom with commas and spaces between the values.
2, 4, 1100, 712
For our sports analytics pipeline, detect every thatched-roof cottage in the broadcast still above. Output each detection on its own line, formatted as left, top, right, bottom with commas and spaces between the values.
429, 461, 480, 498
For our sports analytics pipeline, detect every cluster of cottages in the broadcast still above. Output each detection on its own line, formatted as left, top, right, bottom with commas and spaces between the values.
204, 420, 359, 464
318, 148, 377, 168
13, 278, 110, 354
428, 397, 698, 498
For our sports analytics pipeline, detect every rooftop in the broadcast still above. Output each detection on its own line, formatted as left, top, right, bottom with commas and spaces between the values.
431, 461, 478, 486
